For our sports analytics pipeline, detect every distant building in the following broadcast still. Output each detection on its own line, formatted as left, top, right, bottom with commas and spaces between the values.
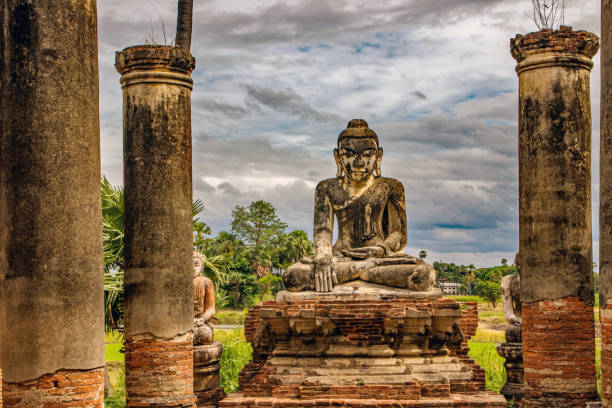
438, 281, 462, 295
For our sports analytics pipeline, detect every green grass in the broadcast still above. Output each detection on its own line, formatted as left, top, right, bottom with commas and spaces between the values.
104, 368, 126, 408
468, 341, 506, 393
105, 331, 124, 362
470, 329, 505, 343
448, 295, 485, 303
217, 328, 253, 393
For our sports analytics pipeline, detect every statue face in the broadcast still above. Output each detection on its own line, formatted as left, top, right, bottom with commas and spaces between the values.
336, 138, 381, 182
193, 254, 203, 277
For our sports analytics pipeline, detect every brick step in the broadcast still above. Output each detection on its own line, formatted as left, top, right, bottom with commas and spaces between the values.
219, 392, 508, 407
272, 363, 467, 377
270, 371, 473, 386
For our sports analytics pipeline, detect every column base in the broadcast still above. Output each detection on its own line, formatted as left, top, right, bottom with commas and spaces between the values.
126, 333, 197, 408
522, 297, 597, 408
2, 367, 104, 407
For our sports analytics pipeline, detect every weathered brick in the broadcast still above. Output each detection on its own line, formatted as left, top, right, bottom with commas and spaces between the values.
522, 297, 598, 407
2, 368, 104, 408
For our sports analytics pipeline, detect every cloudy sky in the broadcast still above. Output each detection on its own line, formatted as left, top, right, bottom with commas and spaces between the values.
97, 0, 603, 268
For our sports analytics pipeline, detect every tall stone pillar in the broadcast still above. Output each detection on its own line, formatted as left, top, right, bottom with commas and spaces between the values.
511, 26, 599, 408
600, 0, 612, 406
115, 46, 197, 408
0, 1, 105, 407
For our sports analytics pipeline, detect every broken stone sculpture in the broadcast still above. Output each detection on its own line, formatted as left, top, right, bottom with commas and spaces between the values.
192, 251, 225, 406
496, 252, 524, 403
282, 119, 435, 293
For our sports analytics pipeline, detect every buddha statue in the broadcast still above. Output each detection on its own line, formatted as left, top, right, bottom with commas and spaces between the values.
282, 119, 435, 293
193, 251, 215, 345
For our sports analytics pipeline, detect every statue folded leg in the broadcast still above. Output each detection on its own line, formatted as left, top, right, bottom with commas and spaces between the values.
283, 256, 435, 292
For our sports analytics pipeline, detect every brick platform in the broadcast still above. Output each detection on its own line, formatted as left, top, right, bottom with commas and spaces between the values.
522, 297, 598, 407
2, 367, 104, 407
125, 333, 197, 408
224, 291, 505, 407
602, 301, 612, 408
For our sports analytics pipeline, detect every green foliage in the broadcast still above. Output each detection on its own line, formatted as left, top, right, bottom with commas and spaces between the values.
214, 309, 247, 325
217, 329, 253, 393
258, 274, 283, 298
102, 176, 125, 272
193, 199, 212, 251
474, 279, 502, 308
272, 230, 314, 269
419, 250, 427, 259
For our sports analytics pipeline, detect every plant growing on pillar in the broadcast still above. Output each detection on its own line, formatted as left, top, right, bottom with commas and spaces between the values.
529, 0, 565, 30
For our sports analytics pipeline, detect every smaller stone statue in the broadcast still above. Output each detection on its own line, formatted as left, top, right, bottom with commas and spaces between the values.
192, 251, 225, 406
497, 252, 524, 404
193, 251, 215, 345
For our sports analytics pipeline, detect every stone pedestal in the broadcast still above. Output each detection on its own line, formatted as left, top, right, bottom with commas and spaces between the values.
194, 341, 225, 407
116, 45, 197, 407
220, 282, 506, 407
496, 326, 524, 405
511, 27, 599, 408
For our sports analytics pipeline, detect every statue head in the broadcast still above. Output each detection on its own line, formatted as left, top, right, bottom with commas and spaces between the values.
334, 119, 383, 182
193, 251, 204, 278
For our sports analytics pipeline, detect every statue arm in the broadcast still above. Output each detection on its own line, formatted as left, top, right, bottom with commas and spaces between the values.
313, 182, 333, 259
202, 278, 216, 322
382, 181, 407, 253
313, 181, 334, 291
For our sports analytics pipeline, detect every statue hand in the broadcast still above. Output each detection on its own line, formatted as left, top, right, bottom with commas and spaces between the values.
341, 246, 385, 259
314, 255, 334, 292
510, 316, 522, 326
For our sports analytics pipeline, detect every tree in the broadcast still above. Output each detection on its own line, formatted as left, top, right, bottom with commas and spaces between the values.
501, 258, 508, 267
274, 230, 314, 268
419, 250, 427, 260
474, 279, 502, 308
231, 201, 287, 248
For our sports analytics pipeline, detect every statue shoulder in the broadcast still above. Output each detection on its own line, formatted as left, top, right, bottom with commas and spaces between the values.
378, 177, 405, 196
379, 177, 404, 189
194, 275, 214, 287
315, 178, 341, 193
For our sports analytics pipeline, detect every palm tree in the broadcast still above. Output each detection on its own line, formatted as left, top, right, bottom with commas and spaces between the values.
175, 0, 193, 50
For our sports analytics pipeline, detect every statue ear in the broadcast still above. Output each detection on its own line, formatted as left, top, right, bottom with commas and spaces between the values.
334, 148, 342, 178
375, 147, 383, 177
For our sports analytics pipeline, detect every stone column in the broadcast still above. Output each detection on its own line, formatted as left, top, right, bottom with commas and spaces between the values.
115, 46, 197, 408
0, 1, 105, 407
511, 26, 599, 408
600, 0, 612, 406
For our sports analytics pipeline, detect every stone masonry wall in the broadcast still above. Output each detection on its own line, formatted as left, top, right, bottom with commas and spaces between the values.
602, 302, 612, 406
522, 297, 597, 407
125, 334, 196, 407
2, 368, 104, 408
